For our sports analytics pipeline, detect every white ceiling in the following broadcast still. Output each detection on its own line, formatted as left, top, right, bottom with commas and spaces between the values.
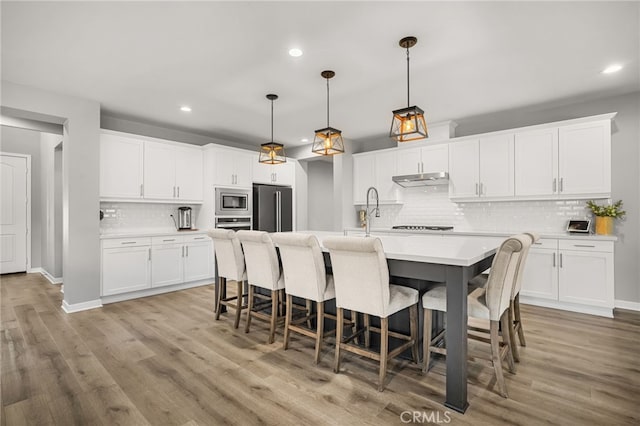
2, 1, 638, 147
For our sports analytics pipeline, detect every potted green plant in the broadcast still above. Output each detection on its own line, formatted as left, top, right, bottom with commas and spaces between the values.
586, 200, 626, 235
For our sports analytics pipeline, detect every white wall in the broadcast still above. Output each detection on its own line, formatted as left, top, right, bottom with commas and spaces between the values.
2, 81, 101, 307
0, 125, 43, 269
307, 161, 334, 231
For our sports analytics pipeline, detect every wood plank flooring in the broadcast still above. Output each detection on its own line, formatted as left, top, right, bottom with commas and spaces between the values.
1, 272, 639, 425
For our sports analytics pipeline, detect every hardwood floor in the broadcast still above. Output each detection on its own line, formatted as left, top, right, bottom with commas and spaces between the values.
2, 272, 639, 425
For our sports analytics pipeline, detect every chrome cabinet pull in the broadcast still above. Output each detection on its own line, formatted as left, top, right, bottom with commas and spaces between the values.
194, 237, 205, 240
552, 252, 556, 267
552, 178, 557, 193
480, 182, 484, 195
573, 244, 595, 248
186, 245, 189, 257
173, 186, 176, 197
559, 253, 563, 268
148, 248, 151, 261
121, 241, 136, 245
163, 239, 175, 242
140, 184, 144, 196
559, 177, 564, 192
177, 186, 180, 198
181, 246, 185, 257
475, 183, 479, 195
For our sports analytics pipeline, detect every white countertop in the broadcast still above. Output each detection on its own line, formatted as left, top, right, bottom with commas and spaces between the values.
100, 229, 209, 239
342, 227, 618, 241
298, 231, 504, 267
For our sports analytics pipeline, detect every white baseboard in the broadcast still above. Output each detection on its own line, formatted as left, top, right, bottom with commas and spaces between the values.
519, 296, 613, 318
101, 279, 212, 305
62, 299, 102, 313
615, 299, 640, 312
28, 268, 63, 285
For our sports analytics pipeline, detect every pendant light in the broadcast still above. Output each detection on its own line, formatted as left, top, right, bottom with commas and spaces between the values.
259, 94, 286, 164
312, 70, 344, 155
390, 36, 428, 142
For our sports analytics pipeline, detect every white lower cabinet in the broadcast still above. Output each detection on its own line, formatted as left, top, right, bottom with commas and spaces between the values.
521, 238, 614, 317
101, 234, 213, 297
102, 238, 151, 296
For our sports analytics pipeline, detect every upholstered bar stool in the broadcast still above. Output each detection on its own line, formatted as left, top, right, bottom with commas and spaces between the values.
422, 235, 527, 398
324, 236, 419, 392
237, 230, 286, 344
208, 229, 247, 329
468, 232, 537, 362
271, 232, 338, 364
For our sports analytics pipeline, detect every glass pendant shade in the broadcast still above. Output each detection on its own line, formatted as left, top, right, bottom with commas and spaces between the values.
259, 93, 286, 165
259, 141, 286, 164
312, 126, 344, 155
390, 105, 428, 142
390, 36, 427, 143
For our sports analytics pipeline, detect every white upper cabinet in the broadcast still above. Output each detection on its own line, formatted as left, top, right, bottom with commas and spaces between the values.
448, 139, 480, 198
100, 131, 204, 203
252, 156, 295, 186
450, 134, 523, 200
144, 141, 204, 202
513, 119, 611, 199
514, 128, 559, 197
100, 133, 144, 199
353, 150, 400, 205
144, 141, 176, 200
175, 146, 204, 201
396, 144, 449, 175
558, 120, 611, 196
479, 134, 514, 197
213, 147, 253, 187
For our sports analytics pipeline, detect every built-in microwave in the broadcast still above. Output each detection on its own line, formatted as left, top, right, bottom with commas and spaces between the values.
215, 187, 251, 216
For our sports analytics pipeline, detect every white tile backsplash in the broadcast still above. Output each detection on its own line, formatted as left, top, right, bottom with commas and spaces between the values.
100, 203, 202, 234
362, 186, 600, 233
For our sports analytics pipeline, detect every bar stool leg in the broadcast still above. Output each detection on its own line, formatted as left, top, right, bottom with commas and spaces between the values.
314, 301, 324, 364
409, 304, 419, 364
268, 290, 278, 344
514, 294, 526, 346
215, 277, 225, 320
245, 285, 254, 334
501, 312, 516, 374
508, 301, 520, 362
233, 280, 243, 329
378, 317, 389, 392
334, 308, 344, 373
422, 308, 433, 373
364, 314, 371, 348
306, 299, 313, 329
490, 319, 508, 398
283, 294, 293, 350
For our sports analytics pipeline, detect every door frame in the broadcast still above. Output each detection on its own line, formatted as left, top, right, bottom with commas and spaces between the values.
1, 152, 32, 273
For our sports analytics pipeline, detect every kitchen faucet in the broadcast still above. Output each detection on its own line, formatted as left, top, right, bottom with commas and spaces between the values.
365, 186, 380, 237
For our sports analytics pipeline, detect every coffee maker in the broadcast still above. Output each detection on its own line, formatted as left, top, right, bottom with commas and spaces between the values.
178, 207, 192, 230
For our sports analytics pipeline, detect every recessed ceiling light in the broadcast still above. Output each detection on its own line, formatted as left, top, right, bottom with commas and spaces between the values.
288, 48, 303, 57
180, 106, 192, 112
602, 64, 623, 74
301, 138, 309, 142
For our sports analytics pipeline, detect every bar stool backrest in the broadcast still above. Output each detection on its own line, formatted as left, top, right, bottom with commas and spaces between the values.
485, 235, 527, 321
237, 230, 281, 290
207, 229, 245, 281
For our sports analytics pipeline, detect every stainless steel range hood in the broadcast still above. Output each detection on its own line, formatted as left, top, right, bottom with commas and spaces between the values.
392, 171, 449, 188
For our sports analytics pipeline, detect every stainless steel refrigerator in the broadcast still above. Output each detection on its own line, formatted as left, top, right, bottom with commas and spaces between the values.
252, 184, 293, 232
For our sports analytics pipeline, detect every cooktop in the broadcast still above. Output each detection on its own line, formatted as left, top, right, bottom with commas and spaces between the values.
392, 225, 454, 231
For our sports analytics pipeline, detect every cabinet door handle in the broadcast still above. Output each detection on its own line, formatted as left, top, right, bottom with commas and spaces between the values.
559, 253, 563, 268
421, 162, 424, 173
573, 244, 595, 248
163, 239, 175, 242
418, 163, 421, 173
480, 182, 484, 195
475, 183, 479, 195
552, 178, 557, 193
181, 246, 184, 257
186, 246, 189, 257
194, 237, 206, 240
140, 184, 144, 196
121, 241, 136, 245
552, 252, 556, 267
148, 248, 151, 261
177, 186, 180, 198
533, 242, 542, 245
559, 177, 564, 192
173, 186, 176, 197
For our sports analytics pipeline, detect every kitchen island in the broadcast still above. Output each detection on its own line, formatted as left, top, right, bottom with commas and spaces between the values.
294, 231, 503, 413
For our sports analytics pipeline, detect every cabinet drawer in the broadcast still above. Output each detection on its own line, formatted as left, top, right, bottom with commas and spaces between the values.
183, 234, 211, 243
530, 238, 557, 250
103, 237, 151, 249
559, 240, 613, 252
152, 235, 185, 245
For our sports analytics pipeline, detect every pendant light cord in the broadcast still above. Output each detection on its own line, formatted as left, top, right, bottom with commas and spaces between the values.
406, 46, 411, 107
326, 77, 330, 128
270, 99, 274, 142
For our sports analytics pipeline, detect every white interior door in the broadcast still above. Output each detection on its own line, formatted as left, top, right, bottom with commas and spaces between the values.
0, 155, 28, 274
